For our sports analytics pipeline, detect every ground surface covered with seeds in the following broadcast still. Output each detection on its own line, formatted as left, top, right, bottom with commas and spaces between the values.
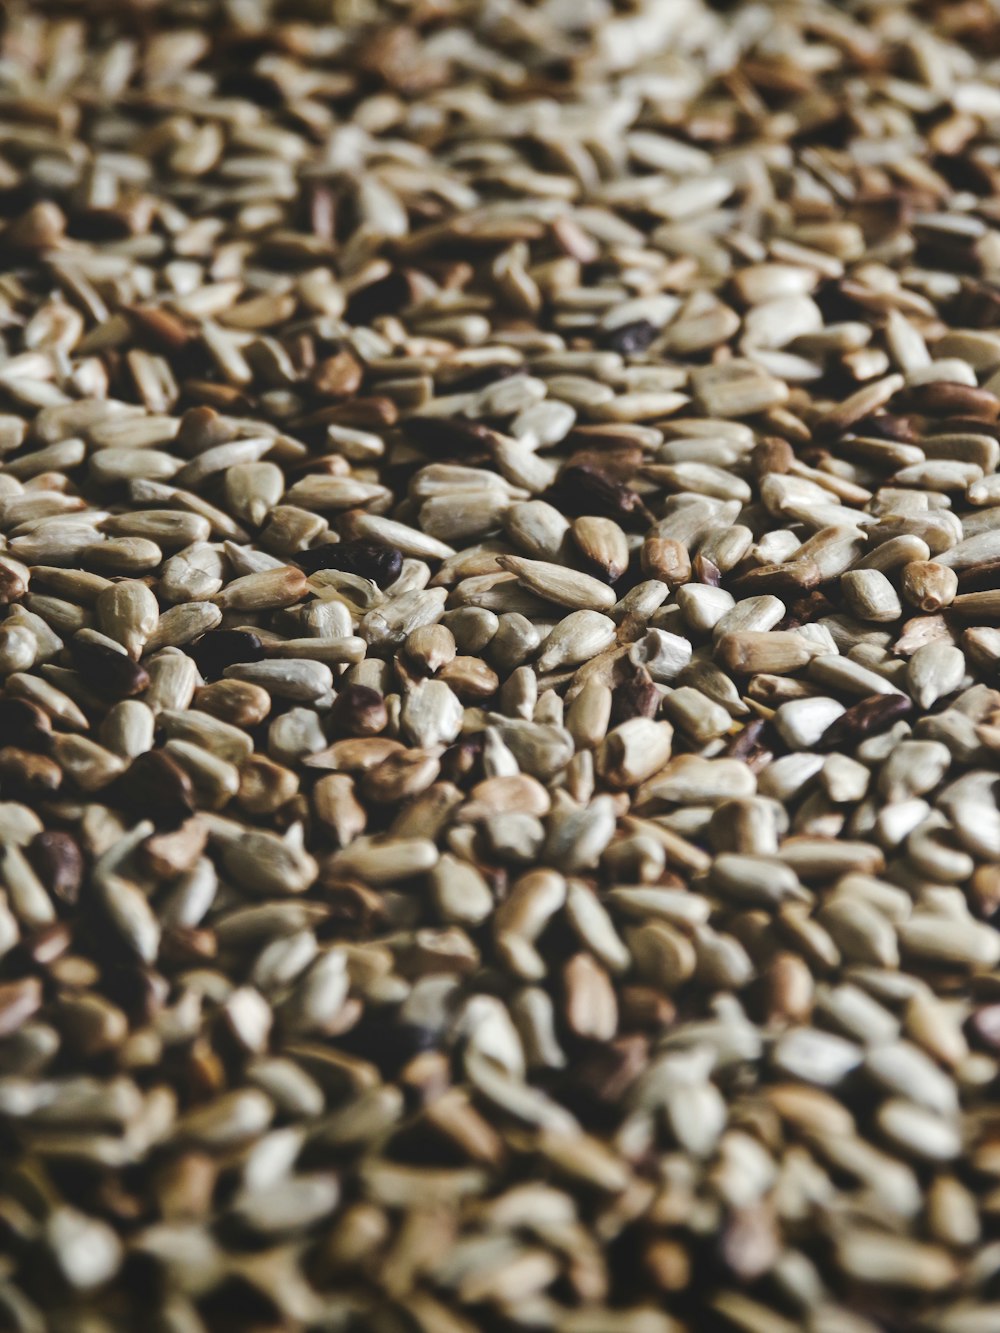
4, 0, 1000, 1330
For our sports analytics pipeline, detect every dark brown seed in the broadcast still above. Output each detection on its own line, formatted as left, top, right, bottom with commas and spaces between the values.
436, 362, 520, 393
544, 464, 652, 528
817, 692, 913, 749
0, 698, 53, 750
400, 415, 498, 457
611, 664, 660, 725
568, 444, 646, 483
947, 278, 1000, 328
729, 561, 824, 596
188, 630, 264, 680
957, 560, 1000, 593
70, 639, 150, 699
330, 684, 388, 737
293, 539, 403, 587
783, 591, 837, 627
851, 412, 920, 443
570, 1035, 650, 1105
440, 736, 484, 784
117, 751, 195, 830
721, 718, 771, 764
28, 831, 85, 907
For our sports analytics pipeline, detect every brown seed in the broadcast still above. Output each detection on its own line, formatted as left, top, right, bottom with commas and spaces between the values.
0, 744, 61, 805
238, 755, 299, 815
563, 953, 618, 1042
312, 350, 363, 398
640, 537, 691, 586
194, 679, 272, 727
0, 977, 43, 1037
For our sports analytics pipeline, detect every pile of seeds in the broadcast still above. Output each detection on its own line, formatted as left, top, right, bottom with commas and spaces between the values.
2, 0, 1000, 1329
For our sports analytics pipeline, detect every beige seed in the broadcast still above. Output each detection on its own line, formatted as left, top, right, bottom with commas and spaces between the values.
496, 556, 617, 611
95, 579, 160, 658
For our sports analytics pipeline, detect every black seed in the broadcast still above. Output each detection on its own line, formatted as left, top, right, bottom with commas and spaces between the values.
187, 630, 264, 680
603, 318, 659, 355
336, 1016, 437, 1076
345, 269, 414, 323
293, 539, 403, 588
70, 640, 150, 699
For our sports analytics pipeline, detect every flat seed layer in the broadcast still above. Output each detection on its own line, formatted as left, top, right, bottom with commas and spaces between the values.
0, 1, 1000, 1331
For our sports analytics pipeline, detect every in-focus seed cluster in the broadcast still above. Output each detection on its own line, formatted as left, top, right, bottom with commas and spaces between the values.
1, 0, 1000, 1330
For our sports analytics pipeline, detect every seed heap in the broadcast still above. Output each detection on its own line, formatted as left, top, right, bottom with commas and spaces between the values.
2, 0, 1000, 1329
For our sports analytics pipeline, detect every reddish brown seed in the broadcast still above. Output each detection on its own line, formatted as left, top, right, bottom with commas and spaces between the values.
330, 685, 388, 737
